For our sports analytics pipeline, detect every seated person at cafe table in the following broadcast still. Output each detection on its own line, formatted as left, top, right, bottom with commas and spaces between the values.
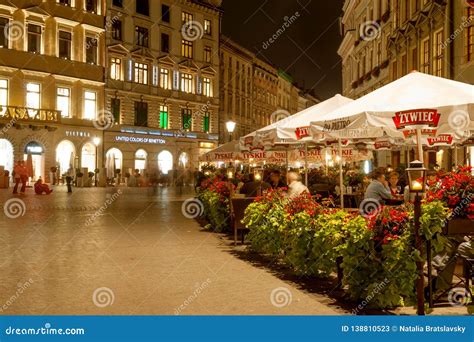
286, 171, 309, 199
364, 169, 397, 204
269, 170, 287, 189
239, 174, 270, 198
388, 171, 402, 196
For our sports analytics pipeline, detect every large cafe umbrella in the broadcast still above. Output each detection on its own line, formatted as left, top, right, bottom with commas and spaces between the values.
309, 72, 474, 163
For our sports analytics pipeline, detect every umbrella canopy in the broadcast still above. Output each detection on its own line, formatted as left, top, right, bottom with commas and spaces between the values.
240, 94, 353, 150
309, 72, 474, 141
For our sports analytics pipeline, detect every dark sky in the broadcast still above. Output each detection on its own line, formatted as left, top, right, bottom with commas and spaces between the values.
221, 0, 345, 100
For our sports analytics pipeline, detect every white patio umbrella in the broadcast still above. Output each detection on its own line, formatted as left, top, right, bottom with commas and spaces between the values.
309, 72, 474, 162
240, 94, 353, 150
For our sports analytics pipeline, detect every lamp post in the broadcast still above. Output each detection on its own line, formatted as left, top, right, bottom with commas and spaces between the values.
406, 160, 427, 315
93, 136, 101, 187
226, 120, 236, 142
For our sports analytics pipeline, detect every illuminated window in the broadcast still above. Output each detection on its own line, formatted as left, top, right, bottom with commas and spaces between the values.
110, 57, 122, 80
0, 79, 8, 115
56, 87, 71, 118
203, 112, 210, 132
180, 73, 193, 93
181, 108, 192, 130
0, 18, 8, 48
135, 149, 147, 170
134, 62, 148, 84
202, 77, 211, 97
159, 68, 170, 89
26, 82, 40, 110
182, 12, 193, 25
204, 19, 211, 35
84, 91, 97, 120
159, 105, 168, 129
181, 39, 193, 58
204, 46, 212, 63
433, 30, 444, 77
421, 38, 430, 73
112, 20, 122, 40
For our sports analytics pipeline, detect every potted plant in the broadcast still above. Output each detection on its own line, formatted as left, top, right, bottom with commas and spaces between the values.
76, 172, 84, 187
426, 166, 474, 234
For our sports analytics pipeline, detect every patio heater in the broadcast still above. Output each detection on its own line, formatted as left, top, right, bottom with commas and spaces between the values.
406, 160, 427, 315
93, 136, 101, 187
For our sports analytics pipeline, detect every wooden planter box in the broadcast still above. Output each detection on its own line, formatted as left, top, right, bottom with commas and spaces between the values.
444, 218, 474, 235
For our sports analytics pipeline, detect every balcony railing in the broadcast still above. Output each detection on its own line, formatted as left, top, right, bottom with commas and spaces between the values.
0, 106, 61, 124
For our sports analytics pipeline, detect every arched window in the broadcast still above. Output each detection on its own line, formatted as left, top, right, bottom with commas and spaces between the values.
56, 140, 75, 174
106, 148, 123, 177
0, 138, 14, 173
81, 142, 96, 172
135, 149, 147, 170
178, 152, 189, 169
158, 150, 173, 175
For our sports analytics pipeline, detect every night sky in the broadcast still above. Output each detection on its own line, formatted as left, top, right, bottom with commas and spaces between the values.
221, 0, 345, 100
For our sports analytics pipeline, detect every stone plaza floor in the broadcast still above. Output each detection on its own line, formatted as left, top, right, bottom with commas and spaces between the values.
0, 185, 467, 315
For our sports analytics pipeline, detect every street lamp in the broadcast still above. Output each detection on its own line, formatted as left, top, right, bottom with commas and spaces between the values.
406, 160, 427, 315
93, 137, 101, 187
226, 120, 236, 142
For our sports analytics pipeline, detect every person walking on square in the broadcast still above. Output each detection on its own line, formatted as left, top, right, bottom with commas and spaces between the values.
13, 160, 28, 195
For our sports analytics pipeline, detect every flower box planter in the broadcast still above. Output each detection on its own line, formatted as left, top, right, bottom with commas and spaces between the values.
443, 218, 474, 235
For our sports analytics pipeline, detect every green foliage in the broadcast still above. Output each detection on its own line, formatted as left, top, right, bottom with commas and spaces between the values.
197, 190, 230, 232
420, 200, 450, 253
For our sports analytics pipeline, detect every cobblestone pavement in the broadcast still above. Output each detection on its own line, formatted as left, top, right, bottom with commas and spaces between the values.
0, 185, 343, 315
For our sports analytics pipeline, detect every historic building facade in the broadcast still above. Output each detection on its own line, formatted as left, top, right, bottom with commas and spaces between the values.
338, 0, 474, 168
219, 36, 254, 142
0, 0, 106, 183
104, 0, 222, 176
252, 58, 278, 132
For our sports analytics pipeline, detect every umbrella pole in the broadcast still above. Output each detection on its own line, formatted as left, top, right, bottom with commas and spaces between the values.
339, 139, 344, 209
304, 142, 309, 186
416, 128, 424, 164
453, 145, 458, 169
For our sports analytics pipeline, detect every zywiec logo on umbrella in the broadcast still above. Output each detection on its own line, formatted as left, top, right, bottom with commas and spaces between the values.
295, 126, 310, 140
402, 129, 437, 138
374, 140, 392, 150
392, 109, 441, 129
427, 134, 453, 146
